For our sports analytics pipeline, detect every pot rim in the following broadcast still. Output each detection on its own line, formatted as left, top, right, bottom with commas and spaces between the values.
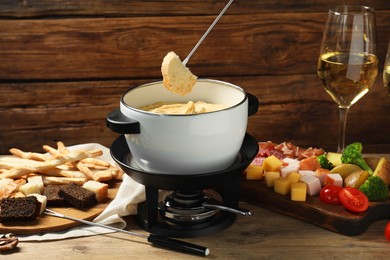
119, 78, 248, 117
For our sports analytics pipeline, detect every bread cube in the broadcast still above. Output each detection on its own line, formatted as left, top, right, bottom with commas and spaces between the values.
265, 171, 280, 187
291, 182, 307, 201
19, 176, 44, 195
262, 155, 283, 172
82, 180, 109, 202
274, 177, 292, 195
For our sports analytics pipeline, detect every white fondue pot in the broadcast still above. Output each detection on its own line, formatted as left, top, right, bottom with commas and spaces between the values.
106, 79, 258, 174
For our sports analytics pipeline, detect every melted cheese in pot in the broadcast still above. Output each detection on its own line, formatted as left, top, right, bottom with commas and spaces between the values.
138, 101, 227, 114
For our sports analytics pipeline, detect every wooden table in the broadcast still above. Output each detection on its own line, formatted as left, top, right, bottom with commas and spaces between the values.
2, 201, 390, 259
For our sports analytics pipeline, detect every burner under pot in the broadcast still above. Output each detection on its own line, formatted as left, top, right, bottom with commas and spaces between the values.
110, 133, 259, 238
160, 191, 251, 225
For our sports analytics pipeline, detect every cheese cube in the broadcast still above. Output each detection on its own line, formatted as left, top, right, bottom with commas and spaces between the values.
282, 158, 300, 164
262, 155, 283, 172
281, 162, 300, 178
315, 168, 329, 186
299, 170, 315, 177
324, 173, 343, 187
245, 164, 264, 180
274, 177, 292, 195
265, 171, 280, 187
291, 182, 307, 201
301, 175, 321, 196
287, 172, 302, 183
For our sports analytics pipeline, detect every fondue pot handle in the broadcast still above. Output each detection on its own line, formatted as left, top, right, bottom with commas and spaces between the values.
106, 109, 141, 134
247, 93, 259, 117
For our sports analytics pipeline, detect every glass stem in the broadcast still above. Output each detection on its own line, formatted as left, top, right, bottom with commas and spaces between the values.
337, 107, 349, 153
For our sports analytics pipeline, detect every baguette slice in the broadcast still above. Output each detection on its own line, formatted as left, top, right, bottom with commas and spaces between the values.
161, 51, 197, 95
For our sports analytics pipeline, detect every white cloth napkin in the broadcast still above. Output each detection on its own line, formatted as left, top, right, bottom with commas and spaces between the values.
18, 143, 146, 241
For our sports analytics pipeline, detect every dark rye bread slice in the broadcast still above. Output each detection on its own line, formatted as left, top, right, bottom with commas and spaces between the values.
59, 183, 96, 208
43, 184, 66, 206
0, 196, 40, 222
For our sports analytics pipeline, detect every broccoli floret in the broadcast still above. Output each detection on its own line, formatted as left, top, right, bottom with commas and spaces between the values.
359, 176, 389, 201
317, 154, 334, 170
341, 142, 373, 175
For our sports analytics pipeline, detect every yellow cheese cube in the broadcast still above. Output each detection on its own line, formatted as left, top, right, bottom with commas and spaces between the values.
291, 182, 307, 201
262, 155, 283, 172
265, 171, 280, 187
274, 177, 292, 195
286, 172, 302, 183
245, 164, 263, 180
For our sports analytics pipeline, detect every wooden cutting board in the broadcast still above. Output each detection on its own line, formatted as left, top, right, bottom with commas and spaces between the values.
240, 154, 390, 236
0, 180, 121, 235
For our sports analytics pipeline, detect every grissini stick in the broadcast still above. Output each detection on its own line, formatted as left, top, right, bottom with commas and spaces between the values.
44, 209, 209, 256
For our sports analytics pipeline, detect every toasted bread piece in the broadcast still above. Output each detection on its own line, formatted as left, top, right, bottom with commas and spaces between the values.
59, 183, 96, 208
161, 51, 197, 95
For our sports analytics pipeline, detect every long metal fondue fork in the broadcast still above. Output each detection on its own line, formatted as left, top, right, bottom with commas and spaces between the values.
44, 209, 209, 256
182, 0, 234, 65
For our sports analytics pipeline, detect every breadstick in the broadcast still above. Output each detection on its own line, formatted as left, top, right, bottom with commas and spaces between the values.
56, 141, 67, 153
92, 169, 114, 182
0, 150, 101, 179
0, 157, 42, 169
38, 168, 87, 178
42, 176, 87, 186
9, 148, 48, 161
81, 158, 110, 168
42, 145, 61, 156
76, 162, 112, 182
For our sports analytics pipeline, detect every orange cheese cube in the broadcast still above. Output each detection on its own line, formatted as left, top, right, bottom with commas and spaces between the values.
262, 155, 283, 172
286, 172, 302, 183
245, 164, 264, 180
274, 177, 292, 195
265, 171, 280, 187
291, 182, 307, 201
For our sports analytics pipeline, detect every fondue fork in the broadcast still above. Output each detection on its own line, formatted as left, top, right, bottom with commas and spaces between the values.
44, 208, 209, 256
182, 0, 234, 65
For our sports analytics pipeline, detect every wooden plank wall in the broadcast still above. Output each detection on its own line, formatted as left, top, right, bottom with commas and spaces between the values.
1, 0, 390, 155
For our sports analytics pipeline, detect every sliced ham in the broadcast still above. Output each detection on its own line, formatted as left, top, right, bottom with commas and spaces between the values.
299, 156, 321, 171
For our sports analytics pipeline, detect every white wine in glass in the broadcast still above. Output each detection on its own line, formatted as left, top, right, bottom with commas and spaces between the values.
317, 6, 378, 152
383, 40, 390, 96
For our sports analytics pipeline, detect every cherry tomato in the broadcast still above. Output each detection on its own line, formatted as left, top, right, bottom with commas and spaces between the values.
320, 185, 342, 205
385, 222, 390, 242
338, 187, 369, 213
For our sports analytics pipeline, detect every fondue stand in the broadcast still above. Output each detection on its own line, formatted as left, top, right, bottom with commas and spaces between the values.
110, 133, 258, 238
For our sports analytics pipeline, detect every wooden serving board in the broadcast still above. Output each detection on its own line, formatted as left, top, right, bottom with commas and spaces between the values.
240, 154, 390, 236
0, 180, 121, 235
240, 180, 390, 236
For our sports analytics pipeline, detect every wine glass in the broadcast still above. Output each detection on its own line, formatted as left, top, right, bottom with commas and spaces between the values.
384, 40, 390, 96
317, 6, 378, 152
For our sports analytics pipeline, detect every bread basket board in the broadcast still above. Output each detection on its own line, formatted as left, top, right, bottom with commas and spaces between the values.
240, 154, 390, 236
0, 180, 121, 235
